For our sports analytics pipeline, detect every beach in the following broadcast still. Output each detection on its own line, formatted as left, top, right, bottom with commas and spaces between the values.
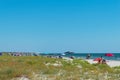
62, 56, 120, 67
0, 56, 120, 80
85, 59, 120, 67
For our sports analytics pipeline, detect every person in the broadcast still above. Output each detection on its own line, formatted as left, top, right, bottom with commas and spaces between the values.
98, 56, 106, 64
86, 54, 91, 59
98, 59, 101, 64
70, 56, 74, 59
0, 53, 2, 56
58, 56, 62, 59
102, 59, 106, 64
98, 56, 103, 64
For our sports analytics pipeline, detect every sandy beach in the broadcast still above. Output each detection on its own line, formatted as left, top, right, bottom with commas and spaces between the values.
85, 59, 120, 67
63, 57, 120, 67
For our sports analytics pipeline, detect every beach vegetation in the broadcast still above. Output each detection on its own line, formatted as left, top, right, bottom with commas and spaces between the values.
0, 56, 119, 80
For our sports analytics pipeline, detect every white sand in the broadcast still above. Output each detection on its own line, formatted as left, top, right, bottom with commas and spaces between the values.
107, 60, 120, 67
85, 59, 120, 67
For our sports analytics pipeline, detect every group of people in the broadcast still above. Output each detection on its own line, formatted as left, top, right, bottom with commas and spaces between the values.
98, 56, 106, 64
86, 54, 106, 64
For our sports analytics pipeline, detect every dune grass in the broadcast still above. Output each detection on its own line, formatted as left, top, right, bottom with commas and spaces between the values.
0, 56, 119, 80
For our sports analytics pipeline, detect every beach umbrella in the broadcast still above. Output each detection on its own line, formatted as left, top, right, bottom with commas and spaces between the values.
93, 58, 102, 61
105, 53, 114, 57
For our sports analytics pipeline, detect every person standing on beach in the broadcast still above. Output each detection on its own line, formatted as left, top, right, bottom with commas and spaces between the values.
86, 54, 91, 59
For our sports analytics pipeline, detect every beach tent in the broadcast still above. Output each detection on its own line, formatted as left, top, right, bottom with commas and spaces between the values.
105, 53, 114, 57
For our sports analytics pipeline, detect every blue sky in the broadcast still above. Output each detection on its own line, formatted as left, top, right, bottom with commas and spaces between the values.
0, 0, 120, 53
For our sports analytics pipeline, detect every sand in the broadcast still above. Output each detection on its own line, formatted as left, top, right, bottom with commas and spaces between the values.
85, 59, 120, 67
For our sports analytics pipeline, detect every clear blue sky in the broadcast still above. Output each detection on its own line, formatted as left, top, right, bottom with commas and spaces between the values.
0, 0, 120, 53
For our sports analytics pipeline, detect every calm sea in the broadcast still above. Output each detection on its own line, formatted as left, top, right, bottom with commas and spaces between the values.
41, 53, 120, 61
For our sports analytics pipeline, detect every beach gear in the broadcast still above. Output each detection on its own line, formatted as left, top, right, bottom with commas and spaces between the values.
105, 53, 114, 57
93, 58, 102, 61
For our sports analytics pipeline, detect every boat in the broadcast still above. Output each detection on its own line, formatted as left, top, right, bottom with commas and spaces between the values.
64, 51, 74, 54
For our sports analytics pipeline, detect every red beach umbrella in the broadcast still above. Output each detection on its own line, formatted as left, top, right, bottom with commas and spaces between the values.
93, 58, 102, 61
105, 53, 114, 57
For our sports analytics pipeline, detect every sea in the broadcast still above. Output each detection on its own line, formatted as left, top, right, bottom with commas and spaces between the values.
40, 53, 120, 61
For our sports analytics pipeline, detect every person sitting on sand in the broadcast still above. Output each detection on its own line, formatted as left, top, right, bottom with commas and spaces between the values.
98, 59, 101, 64
98, 56, 106, 64
98, 56, 103, 64
102, 59, 106, 64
